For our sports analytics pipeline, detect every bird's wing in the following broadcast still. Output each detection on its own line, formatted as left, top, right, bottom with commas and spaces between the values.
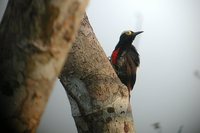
116, 50, 137, 91
125, 51, 137, 91
130, 45, 140, 66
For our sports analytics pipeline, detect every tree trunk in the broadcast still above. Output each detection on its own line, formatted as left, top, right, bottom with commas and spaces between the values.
60, 14, 136, 133
0, 0, 88, 132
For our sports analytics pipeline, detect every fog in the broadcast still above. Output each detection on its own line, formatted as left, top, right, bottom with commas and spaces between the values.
1, 0, 200, 133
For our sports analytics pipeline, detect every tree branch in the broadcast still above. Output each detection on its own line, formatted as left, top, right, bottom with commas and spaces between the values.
60, 14, 136, 133
0, 0, 88, 132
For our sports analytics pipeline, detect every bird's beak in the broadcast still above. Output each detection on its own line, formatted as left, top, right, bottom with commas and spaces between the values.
135, 31, 144, 36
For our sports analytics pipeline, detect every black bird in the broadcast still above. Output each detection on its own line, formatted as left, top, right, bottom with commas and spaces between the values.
110, 30, 143, 98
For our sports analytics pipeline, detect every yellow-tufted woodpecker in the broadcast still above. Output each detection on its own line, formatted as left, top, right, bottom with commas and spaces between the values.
110, 30, 143, 98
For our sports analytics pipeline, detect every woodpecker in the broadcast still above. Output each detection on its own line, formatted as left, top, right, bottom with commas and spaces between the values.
110, 30, 143, 98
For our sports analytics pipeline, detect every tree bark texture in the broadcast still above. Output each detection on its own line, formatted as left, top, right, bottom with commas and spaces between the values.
0, 0, 88, 132
60, 15, 136, 133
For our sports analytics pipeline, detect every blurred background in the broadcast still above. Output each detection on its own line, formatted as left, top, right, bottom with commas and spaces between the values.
1, 0, 200, 133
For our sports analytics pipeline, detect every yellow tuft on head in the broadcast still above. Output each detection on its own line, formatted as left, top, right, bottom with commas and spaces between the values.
122, 30, 133, 36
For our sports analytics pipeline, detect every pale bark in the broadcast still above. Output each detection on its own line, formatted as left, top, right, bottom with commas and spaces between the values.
0, 0, 88, 132
60, 15, 136, 133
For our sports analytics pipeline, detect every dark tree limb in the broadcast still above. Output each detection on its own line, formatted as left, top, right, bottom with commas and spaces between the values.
0, 0, 89, 132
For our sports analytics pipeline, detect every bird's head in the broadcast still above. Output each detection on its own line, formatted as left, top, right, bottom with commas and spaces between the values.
119, 30, 143, 44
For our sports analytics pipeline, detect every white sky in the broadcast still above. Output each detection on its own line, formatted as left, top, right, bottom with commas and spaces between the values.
1, 0, 200, 133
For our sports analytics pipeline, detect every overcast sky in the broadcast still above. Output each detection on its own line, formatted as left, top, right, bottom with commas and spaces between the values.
1, 0, 200, 133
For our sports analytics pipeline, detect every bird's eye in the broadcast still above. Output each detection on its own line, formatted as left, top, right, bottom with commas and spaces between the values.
125, 31, 132, 35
